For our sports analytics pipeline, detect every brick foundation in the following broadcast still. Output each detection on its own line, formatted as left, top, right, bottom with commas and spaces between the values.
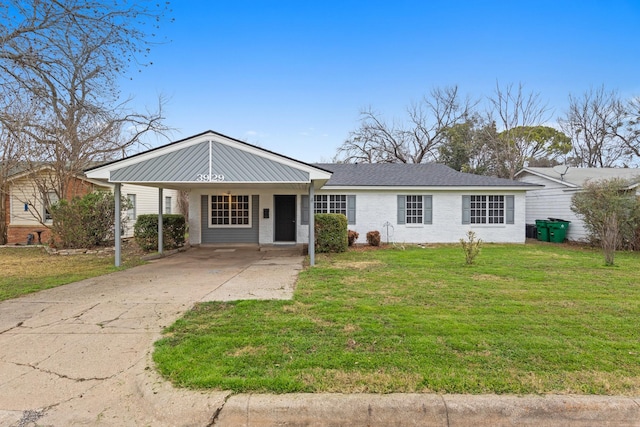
6, 226, 52, 245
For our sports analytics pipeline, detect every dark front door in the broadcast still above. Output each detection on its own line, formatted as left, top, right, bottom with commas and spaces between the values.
274, 195, 296, 242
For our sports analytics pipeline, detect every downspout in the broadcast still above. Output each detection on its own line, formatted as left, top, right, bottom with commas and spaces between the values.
309, 182, 315, 266
158, 187, 163, 254
114, 183, 121, 267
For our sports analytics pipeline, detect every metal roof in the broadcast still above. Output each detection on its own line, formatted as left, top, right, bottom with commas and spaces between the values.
85, 131, 332, 184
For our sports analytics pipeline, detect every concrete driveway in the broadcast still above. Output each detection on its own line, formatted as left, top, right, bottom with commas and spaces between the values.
0, 246, 304, 426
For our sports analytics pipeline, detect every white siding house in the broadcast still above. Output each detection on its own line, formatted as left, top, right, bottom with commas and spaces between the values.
5, 165, 178, 244
515, 167, 640, 242
86, 130, 540, 265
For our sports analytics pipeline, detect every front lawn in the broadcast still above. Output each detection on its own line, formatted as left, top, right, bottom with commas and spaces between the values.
0, 245, 143, 301
153, 243, 640, 394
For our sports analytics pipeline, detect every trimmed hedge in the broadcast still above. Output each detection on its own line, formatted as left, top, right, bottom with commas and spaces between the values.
134, 214, 186, 251
315, 213, 348, 253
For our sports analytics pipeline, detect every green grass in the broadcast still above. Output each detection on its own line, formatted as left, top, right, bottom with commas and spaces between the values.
153, 243, 640, 395
0, 246, 143, 301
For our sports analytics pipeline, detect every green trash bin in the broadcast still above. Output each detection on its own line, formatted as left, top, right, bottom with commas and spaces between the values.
535, 219, 550, 242
547, 220, 570, 243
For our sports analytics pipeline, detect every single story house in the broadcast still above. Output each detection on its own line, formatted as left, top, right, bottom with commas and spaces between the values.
515, 166, 640, 241
4, 164, 178, 244
85, 130, 539, 266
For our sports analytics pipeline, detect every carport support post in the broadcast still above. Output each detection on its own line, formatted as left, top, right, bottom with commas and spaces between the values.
114, 183, 121, 267
309, 183, 315, 266
158, 188, 163, 254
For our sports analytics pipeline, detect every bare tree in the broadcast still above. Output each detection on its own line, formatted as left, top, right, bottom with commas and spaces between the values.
336, 86, 474, 163
560, 86, 638, 167
0, 0, 172, 203
484, 82, 562, 179
0, 85, 34, 243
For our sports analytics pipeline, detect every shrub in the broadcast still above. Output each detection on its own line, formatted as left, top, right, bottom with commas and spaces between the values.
315, 213, 348, 253
366, 230, 381, 246
571, 178, 640, 265
51, 191, 129, 248
134, 214, 186, 251
348, 230, 359, 246
460, 230, 482, 265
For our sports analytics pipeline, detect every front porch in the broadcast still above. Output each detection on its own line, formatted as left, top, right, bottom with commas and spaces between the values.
84, 130, 332, 266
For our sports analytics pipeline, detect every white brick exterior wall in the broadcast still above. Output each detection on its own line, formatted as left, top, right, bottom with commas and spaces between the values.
190, 188, 528, 245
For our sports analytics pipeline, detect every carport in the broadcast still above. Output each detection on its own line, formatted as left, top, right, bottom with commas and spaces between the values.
85, 130, 332, 266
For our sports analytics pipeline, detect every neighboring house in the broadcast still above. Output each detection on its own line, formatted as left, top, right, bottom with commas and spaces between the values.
4, 164, 179, 245
85, 130, 539, 260
515, 166, 640, 241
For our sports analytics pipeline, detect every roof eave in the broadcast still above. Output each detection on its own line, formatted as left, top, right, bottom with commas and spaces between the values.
515, 167, 578, 188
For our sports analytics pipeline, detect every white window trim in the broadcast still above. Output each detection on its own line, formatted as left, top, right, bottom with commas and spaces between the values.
43, 191, 58, 223
208, 194, 252, 228
470, 195, 505, 225
165, 196, 172, 215
127, 194, 137, 221
313, 194, 347, 216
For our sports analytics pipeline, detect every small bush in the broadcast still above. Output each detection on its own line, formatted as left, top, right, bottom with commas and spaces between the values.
315, 214, 348, 253
460, 230, 482, 265
134, 214, 186, 252
366, 230, 381, 246
348, 230, 359, 246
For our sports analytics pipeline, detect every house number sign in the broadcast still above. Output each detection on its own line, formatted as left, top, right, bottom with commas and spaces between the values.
196, 173, 225, 182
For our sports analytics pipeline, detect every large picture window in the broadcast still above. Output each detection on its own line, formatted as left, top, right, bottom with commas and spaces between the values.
314, 194, 347, 215
210, 194, 250, 227
463, 195, 514, 225
470, 195, 504, 224
301, 194, 356, 225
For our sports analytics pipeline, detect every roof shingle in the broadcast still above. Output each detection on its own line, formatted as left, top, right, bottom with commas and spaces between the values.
314, 163, 536, 187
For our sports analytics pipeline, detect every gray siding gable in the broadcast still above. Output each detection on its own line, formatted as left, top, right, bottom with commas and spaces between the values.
212, 142, 309, 182
111, 140, 310, 183
111, 141, 209, 182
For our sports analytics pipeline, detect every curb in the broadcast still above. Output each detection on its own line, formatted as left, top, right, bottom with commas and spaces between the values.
215, 393, 640, 426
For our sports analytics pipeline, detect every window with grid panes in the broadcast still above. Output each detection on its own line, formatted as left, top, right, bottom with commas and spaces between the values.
211, 195, 250, 226
470, 195, 504, 224
314, 195, 347, 215
405, 195, 423, 224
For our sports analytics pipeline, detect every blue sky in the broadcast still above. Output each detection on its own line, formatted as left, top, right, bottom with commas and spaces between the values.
121, 0, 640, 162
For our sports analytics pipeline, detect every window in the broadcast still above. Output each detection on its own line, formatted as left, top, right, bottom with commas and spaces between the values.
127, 194, 136, 220
301, 195, 356, 225
314, 195, 347, 215
43, 191, 59, 222
165, 196, 172, 214
405, 195, 423, 224
210, 194, 250, 227
463, 195, 514, 225
397, 195, 432, 225
470, 195, 503, 224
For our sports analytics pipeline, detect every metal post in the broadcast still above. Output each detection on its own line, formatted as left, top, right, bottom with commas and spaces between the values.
158, 187, 163, 254
309, 183, 315, 266
114, 183, 121, 267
